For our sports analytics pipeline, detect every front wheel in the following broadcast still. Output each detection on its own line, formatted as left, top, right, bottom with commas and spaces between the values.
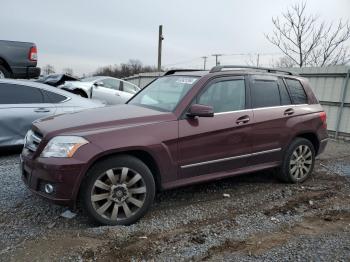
81, 155, 155, 226
276, 138, 315, 183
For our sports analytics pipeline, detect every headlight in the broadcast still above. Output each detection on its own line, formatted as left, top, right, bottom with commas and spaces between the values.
41, 136, 88, 158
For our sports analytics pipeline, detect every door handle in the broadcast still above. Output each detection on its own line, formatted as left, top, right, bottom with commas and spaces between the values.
284, 108, 294, 115
236, 115, 250, 125
115, 93, 120, 96
34, 108, 50, 113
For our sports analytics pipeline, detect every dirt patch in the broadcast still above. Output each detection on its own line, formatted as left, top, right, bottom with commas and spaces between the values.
203, 210, 350, 260
263, 189, 336, 216
9, 232, 108, 262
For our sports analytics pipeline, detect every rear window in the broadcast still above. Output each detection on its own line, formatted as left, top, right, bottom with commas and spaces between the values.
285, 79, 308, 104
251, 79, 280, 108
0, 83, 44, 104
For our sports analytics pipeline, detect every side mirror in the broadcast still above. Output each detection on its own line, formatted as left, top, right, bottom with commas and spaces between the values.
94, 81, 103, 87
187, 104, 214, 118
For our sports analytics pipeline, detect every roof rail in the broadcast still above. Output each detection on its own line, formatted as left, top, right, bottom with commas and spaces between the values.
209, 65, 295, 75
164, 69, 206, 76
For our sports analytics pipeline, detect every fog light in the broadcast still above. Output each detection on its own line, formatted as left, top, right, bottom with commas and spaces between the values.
44, 183, 54, 194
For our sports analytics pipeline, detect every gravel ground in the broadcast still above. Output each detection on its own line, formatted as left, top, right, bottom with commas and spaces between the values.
0, 139, 349, 261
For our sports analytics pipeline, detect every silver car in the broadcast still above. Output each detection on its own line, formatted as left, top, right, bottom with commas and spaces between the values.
0, 79, 104, 148
59, 76, 140, 105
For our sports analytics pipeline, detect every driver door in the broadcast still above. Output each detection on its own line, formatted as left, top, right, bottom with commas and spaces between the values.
178, 76, 253, 179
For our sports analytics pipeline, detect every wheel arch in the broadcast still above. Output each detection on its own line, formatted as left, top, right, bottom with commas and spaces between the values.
71, 88, 88, 98
0, 57, 13, 75
79, 149, 162, 193
294, 132, 320, 154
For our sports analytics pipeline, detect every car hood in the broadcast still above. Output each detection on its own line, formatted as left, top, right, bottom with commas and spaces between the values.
61, 81, 92, 90
32, 104, 176, 138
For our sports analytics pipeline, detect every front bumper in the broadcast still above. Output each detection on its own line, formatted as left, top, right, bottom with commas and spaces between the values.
21, 148, 85, 208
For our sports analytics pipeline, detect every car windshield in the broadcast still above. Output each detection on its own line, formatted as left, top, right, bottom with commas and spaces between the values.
128, 76, 199, 112
81, 76, 101, 82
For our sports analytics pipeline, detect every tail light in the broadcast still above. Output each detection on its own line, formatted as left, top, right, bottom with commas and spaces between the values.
28, 46, 38, 61
319, 111, 327, 128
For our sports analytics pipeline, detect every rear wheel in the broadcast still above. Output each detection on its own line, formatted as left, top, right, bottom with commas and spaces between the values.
0, 65, 11, 79
276, 138, 315, 183
81, 155, 155, 226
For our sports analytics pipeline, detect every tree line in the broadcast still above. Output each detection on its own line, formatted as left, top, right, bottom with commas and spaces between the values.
93, 59, 158, 78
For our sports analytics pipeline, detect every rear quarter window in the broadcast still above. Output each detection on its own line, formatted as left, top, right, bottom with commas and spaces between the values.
41, 90, 67, 103
285, 79, 308, 104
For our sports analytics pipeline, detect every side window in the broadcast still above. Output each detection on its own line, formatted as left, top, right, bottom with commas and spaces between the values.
123, 82, 138, 94
285, 79, 308, 104
251, 79, 280, 108
278, 79, 292, 105
41, 90, 67, 103
0, 83, 44, 104
197, 79, 245, 113
101, 78, 120, 90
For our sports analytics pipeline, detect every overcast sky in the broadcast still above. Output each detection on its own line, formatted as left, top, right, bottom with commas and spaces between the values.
1, 0, 349, 76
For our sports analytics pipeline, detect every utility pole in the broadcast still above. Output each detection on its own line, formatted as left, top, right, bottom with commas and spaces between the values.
157, 25, 164, 72
212, 54, 222, 66
201, 56, 208, 70
256, 53, 260, 67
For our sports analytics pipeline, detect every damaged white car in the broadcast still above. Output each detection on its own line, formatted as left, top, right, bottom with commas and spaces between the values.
59, 76, 140, 105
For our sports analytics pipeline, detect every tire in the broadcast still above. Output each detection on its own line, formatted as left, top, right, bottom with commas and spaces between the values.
80, 155, 155, 226
0, 64, 11, 79
276, 138, 315, 183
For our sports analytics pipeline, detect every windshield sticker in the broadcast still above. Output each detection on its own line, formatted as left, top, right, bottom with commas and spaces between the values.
176, 78, 197, 85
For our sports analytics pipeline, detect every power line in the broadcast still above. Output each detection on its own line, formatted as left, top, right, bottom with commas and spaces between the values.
212, 54, 223, 66
163, 52, 283, 68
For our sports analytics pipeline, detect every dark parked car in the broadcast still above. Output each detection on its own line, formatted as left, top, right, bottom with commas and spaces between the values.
0, 40, 40, 79
21, 66, 328, 226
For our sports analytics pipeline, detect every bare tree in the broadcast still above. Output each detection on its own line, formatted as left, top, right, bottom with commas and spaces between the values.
42, 64, 55, 75
271, 56, 295, 68
245, 54, 260, 67
62, 68, 74, 76
265, 2, 350, 67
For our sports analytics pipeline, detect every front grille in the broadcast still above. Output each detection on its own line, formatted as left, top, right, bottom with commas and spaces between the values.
24, 130, 43, 152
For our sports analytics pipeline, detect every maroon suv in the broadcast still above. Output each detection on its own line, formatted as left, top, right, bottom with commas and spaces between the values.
21, 66, 328, 225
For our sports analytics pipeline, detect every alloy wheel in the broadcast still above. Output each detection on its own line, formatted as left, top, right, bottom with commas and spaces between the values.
0, 70, 5, 79
289, 145, 313, 180
90, 167, 147, 221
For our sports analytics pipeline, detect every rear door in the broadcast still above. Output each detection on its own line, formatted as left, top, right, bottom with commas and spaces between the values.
0, 83, 56, 146
248, 75, 293, 165
178, 76, 253, 179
